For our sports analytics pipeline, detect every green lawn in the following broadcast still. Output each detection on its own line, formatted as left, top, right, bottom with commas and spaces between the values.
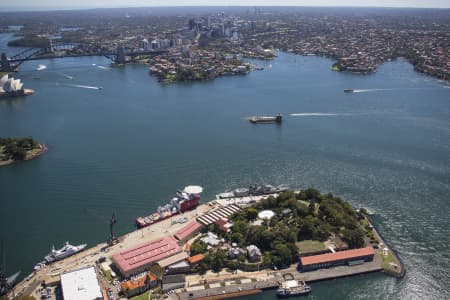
381, 250, 399, 270
296, 240, 325, 253
131, 291, 150, 300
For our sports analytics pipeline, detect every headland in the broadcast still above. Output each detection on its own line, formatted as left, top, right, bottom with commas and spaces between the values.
6, 187, 403, 300
0, 137, 46, 167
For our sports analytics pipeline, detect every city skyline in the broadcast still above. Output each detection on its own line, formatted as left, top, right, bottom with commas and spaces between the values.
1, 0, 450, 11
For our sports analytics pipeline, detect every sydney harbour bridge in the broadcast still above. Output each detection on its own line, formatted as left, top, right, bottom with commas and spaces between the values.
1, 41, 167, 72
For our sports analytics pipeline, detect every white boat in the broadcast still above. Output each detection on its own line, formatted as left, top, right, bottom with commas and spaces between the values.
277, 279, 311, 297
36, 64, 47, 71
43, 241, 87, 263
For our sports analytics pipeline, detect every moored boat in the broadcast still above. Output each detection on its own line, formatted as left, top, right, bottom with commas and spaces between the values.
37, 241, 87, 266
217, 184, 289, 199
276, 278, 311, 298
135, 186, 203, 228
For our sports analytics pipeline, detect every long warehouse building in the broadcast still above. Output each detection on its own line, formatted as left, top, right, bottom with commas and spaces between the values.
299, 246, 375, 272
112, 236, 182, 277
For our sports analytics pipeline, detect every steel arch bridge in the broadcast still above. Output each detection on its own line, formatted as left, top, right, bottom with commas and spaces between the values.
1, 43, 168, 72
9, 43, 78, 64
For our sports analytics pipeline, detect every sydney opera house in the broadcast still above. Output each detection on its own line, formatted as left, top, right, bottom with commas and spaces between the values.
0, 75, 34, 97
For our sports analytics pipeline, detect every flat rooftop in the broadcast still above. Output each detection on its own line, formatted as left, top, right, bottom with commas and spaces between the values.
300, 246, 375, 266
113, 236, 182, 274
60, 266, 102, 300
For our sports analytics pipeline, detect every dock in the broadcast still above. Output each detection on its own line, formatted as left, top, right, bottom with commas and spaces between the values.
10, 191, 402, 300
176, 255, 382, 300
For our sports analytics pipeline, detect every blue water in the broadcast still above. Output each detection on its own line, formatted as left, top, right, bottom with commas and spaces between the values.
1, 34, 449, 299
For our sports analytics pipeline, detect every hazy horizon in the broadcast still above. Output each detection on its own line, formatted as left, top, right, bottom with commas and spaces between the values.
1, 1, 450, 12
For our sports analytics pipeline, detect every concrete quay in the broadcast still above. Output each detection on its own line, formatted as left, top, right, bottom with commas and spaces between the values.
176, 255, 382, 300
11, 201, 217, 298
10, 191, 395, 300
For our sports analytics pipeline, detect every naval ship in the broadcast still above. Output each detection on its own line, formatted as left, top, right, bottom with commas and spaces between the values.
217, 184, 289, 199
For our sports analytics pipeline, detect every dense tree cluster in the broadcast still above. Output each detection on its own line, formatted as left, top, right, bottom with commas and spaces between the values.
0, 137, 39, 161
193, 188, 367, 272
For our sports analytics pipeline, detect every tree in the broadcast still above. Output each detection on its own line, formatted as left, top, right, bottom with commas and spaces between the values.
210, 250, 227, 273
342, 228, 365, 249
230, 232, 244, 246
245, 208, 258, 221
227, 260, 239, 271
197, 262, 207, 275
190, 240, 207, 256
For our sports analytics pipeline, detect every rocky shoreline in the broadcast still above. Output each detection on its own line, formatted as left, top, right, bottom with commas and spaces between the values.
0, 142, 47, 167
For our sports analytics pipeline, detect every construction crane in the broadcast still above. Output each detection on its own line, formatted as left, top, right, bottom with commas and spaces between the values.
108, 213, 119, 246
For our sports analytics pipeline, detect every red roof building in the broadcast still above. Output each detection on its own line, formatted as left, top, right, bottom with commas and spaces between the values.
187, 254, 205, 265
215, 217, 233, 233
299, 247, 375, 272
113, 236, 182, 277
174, 221, 203, 242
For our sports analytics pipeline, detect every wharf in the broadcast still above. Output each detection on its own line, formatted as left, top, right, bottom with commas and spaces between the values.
11, 201, 216, 298
177, 255, 382, 300
11, 190, 400, 299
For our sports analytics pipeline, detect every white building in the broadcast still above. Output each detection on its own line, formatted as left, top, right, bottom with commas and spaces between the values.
60, 266, 103, 300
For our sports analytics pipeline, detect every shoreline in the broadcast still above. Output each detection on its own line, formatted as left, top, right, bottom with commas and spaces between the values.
0, 142, 47, 167
9, 190, 403, 299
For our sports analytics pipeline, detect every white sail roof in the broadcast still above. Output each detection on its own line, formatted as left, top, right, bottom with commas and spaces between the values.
3, 78, 12, 92
0, 75, 8, 87
1, 77, 24, 92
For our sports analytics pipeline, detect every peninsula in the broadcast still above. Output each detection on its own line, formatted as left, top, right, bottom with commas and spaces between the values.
5, 187, 403, 300
0, 137, 46, 167
1, 7, 448, 83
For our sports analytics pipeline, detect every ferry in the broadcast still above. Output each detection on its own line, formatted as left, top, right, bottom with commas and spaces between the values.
135, 186, 203, 228
277, 275, 311, 298
249, 114, 282, 124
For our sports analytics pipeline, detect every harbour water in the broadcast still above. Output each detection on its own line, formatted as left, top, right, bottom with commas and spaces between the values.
1, 34, 449, 299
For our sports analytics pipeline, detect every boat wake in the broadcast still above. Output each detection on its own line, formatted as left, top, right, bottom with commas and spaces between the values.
352, 88, 395, 93
290, 113, 343, 117
351, 87, 447, 93
56, 72, 74, 80
59, 83, 102, 90
97, 65, 110, 70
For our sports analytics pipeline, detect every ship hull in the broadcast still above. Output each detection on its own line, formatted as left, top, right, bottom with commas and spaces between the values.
42, 243, 87, 264
136, 194, 201, 228
276, 290, 311, 298
249, 115, 282, 124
